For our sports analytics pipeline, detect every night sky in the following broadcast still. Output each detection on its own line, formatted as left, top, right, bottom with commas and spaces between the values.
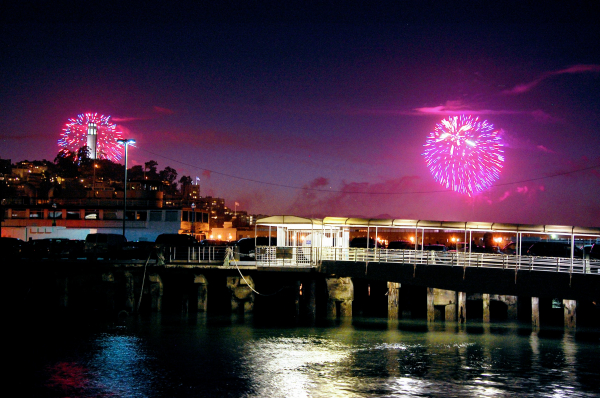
2, 3, 599, 226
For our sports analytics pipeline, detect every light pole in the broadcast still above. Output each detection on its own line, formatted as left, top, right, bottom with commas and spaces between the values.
191, 202, 196, 238
117, 138, 135, 239
0, 199, 5, 237
52, 202, 57, 226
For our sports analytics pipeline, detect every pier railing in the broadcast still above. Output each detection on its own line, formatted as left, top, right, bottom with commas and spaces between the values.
164, 246, 229, 263
256, 246, 600, 274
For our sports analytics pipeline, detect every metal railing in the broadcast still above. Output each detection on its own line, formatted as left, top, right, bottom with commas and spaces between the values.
163, 245, 230, 263
256, 246, 600, 275
255, 246, 318, 267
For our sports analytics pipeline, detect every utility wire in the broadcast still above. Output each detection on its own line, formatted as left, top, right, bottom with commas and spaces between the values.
136, 147, 600, 196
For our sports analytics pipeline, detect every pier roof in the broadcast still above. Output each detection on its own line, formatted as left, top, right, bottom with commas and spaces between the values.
257, 216, 600, 237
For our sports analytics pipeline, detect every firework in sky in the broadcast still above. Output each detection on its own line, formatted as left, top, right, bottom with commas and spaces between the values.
422, 115, 504, 196
58, 113, 124, 161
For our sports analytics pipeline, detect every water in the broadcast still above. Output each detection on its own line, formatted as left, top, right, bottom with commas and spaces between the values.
15, 314, 600, 397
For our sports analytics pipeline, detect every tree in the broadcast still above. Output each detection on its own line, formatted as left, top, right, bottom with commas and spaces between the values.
159, 166, 178, 194
145, 160, 159, 180
128, 165, 144, 180
76, 146, 92, 166
54, 149, 79, 178
95, 158, 124, 182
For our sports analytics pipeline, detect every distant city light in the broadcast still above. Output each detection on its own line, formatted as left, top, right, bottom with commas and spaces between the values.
423, 115, 504, 196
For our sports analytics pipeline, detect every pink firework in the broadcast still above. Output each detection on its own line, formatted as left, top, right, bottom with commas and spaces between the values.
58, 113, 124, 161
422, 115, 504, 196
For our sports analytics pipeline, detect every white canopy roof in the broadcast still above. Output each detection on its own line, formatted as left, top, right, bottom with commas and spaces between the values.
256, 216, 600, 236
256, 215, 323, 230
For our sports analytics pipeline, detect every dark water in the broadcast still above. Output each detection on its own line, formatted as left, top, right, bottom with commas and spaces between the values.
14, 314, 600, 397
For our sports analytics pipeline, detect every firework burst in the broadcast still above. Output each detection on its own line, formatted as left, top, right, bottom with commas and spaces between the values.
58, 113, 124, 161
422, 115, 504, 196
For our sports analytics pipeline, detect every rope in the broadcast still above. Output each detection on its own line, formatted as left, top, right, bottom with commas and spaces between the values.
226, 247, 289, 297
136, 249, 154, 312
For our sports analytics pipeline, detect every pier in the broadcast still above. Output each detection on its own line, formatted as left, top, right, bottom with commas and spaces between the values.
10, 216, 599, 330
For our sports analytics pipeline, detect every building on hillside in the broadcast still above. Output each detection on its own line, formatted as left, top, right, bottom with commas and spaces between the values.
0, 158, 267, 243
1, 178, 180, 241
1, 201, 182, 242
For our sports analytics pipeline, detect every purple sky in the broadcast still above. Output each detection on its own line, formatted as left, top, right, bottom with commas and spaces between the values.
2, 4, 600, 226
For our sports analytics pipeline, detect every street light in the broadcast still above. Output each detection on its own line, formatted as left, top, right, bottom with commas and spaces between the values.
0, 199, 6, 237
52, 202, 57, 226
117, 138, 136, 239
191, 202, 196, 238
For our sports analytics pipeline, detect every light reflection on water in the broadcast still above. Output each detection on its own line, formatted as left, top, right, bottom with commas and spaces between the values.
42, 332, 175, 397
89, 334, 162, 397
27, 316, 600, 397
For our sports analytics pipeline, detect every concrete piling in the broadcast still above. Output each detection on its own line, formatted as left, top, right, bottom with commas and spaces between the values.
194, 274, 208, 312
563, 299, 576, 329
387, 282, 401, 319
325, 277, 354, 318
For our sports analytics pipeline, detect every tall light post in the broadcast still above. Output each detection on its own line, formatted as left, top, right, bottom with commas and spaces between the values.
191, 202, 196, 239
0, 199, 6, 237
52, 202, 57, 226
117, 138, 135, 239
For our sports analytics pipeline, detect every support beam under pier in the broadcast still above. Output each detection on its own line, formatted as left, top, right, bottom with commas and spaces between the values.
194, 274, 208, 312
563, 299, 576, 329
305, 279, 316, 324
532, 297, 540, 330
227, 276, 255, 313
483, 293, 490, 323
458, 291, 466, 324
325, 277, 353, 318
387, 282, 401, 319
124, 271, 135, 313
427, 288, 457, 322
149, 273, 163, 312
102, 272, 115, 312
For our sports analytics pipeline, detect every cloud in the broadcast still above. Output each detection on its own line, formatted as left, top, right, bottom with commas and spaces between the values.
555, 156, 600, 181
412, 100, 493, 115
111, 116, 146, 122
308, 177, 329, 188
285, 175, 424, 217
502, 130, 559, 152
153, 106, 175, 115
112, 106, 176, 122
530, 110, 560, 123
503, 64, 600, 95
0, 133, 49, 141
501, 80, 542, 96
498, 191, 510, 201
411, 100, 554, 120
536, 145, 554, 153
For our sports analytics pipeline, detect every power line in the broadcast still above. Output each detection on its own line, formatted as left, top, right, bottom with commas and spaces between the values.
136, 147, 600, 196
